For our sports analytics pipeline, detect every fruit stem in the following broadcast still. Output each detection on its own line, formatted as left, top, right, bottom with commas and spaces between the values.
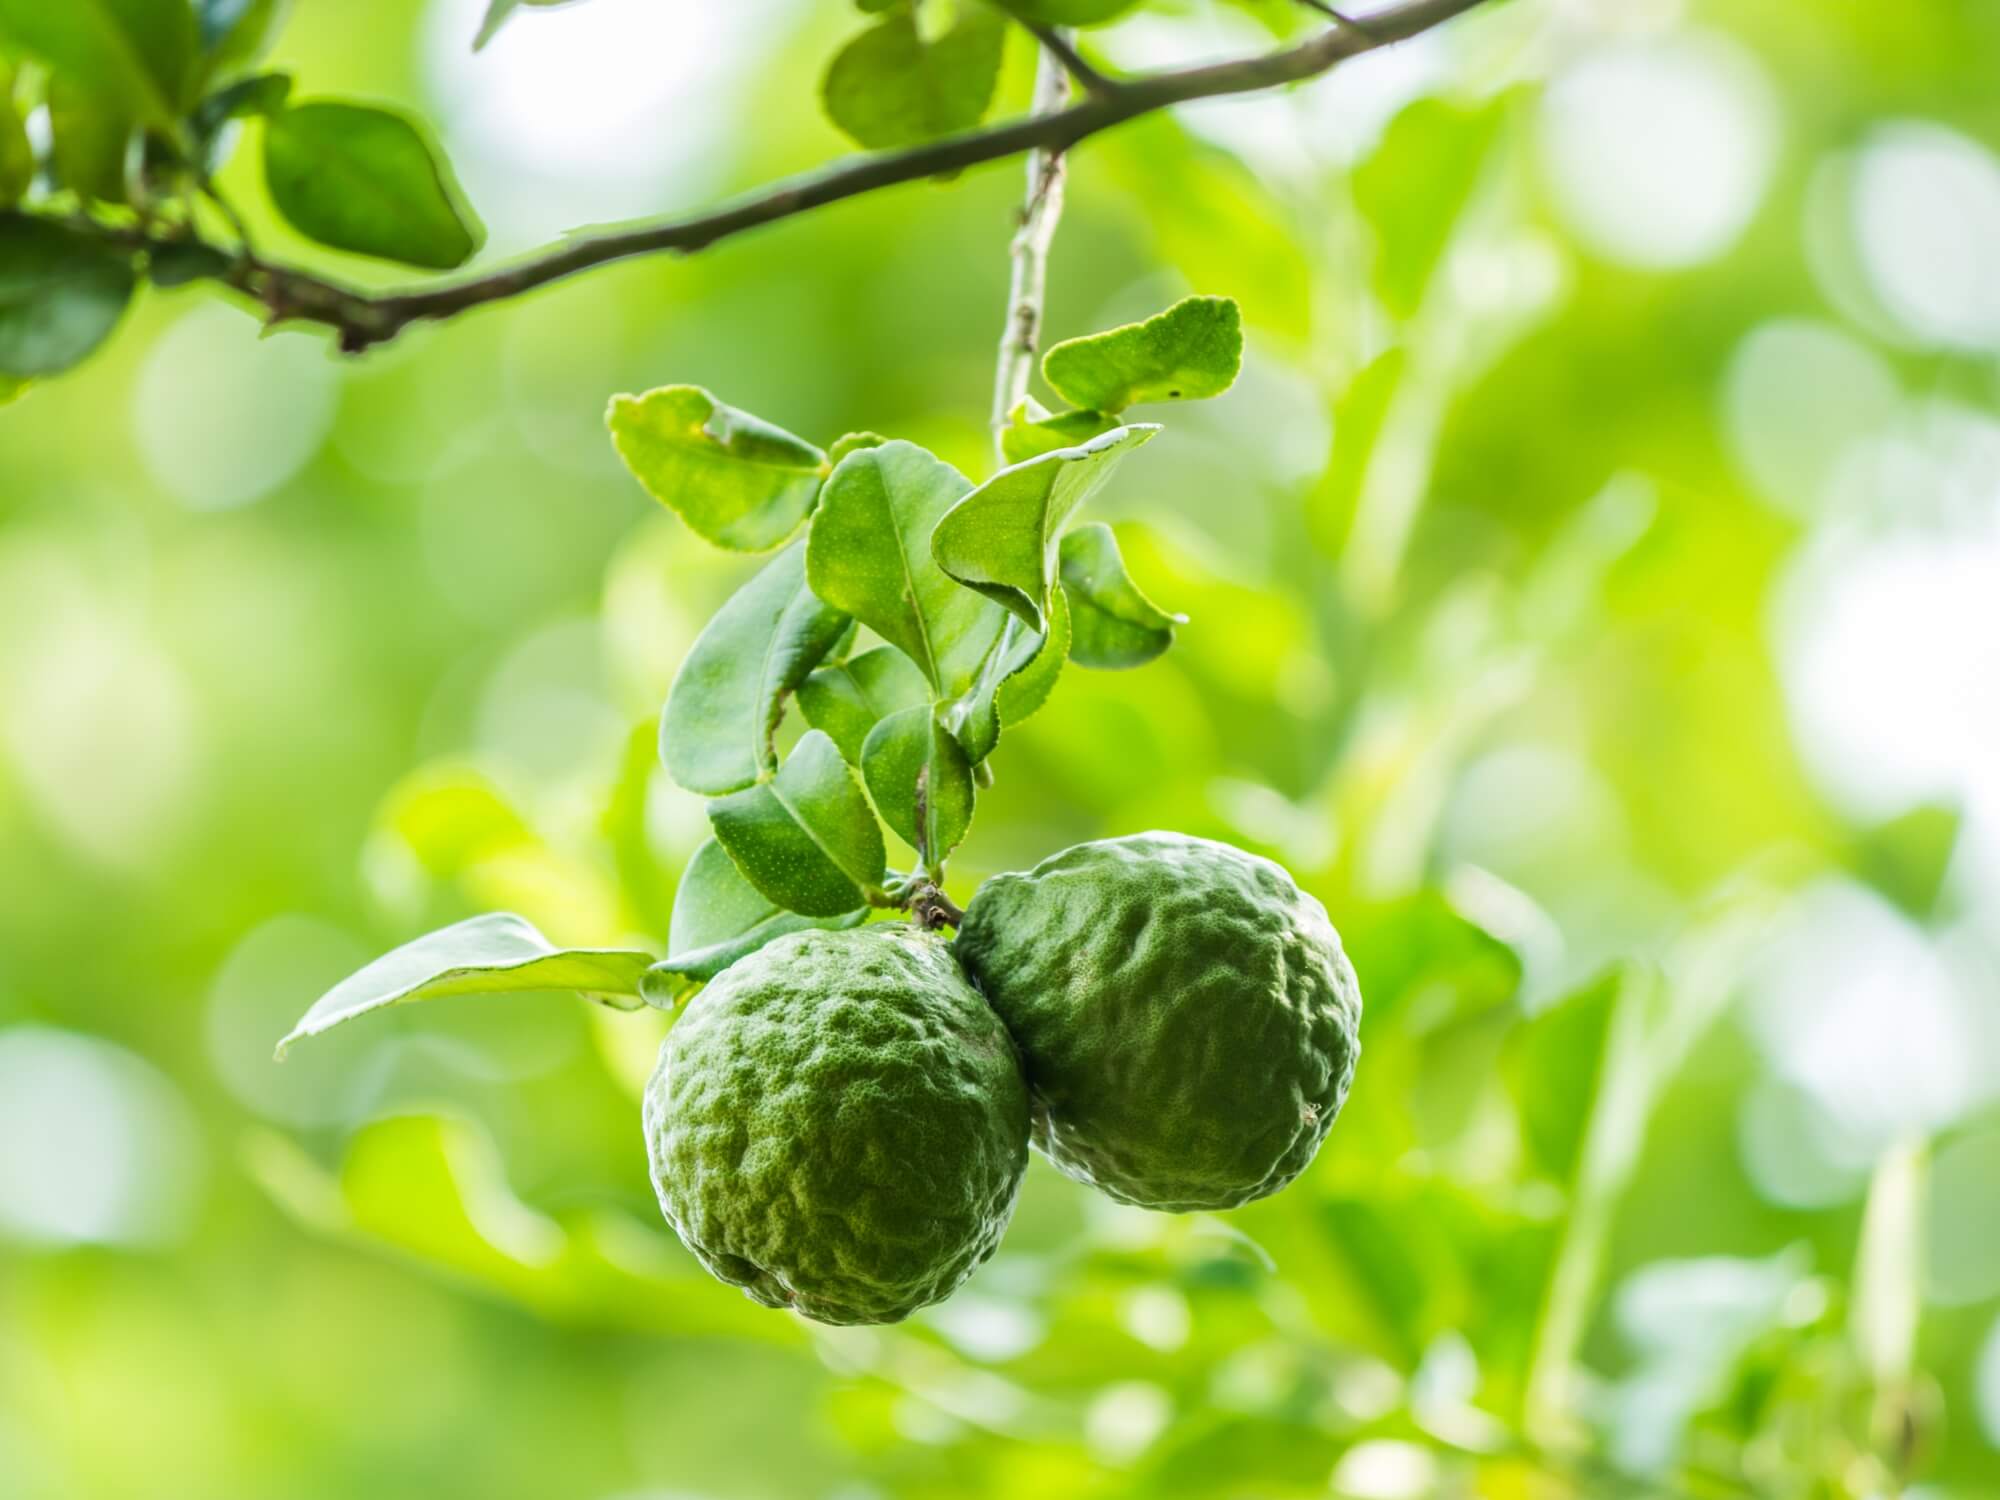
908, 882, 966, 931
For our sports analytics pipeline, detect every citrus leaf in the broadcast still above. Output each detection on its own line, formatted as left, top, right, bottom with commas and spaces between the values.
196, 0, 291, 77
987, 0, 1139, 24
861, 705, 974, 862
0, 86, 24, 211
1059, 522, 1184, 669
48, 80, 133, 203
659, 540, 851, 796
1851, 801, 1961, 921
1043, 295, 1243, 414
1306, 346, 1405, 551
999, 398, 1115, 466
1352, 96, 1502, 320
0, 215, 137, 377
646, 837, 867, 1000
274, 913, 656, 1057
932, 422, 1157, 632
827, 429, 889, 463
263, 99, 483, 270
944, 582, 1069, 764
147, 241, 236, 287
192, 70, 291, 155
822, 6, 1006, 151
708, 729, 887, 918
1504, 968, 1622, 1184
805, 440, 1008, 702
0, 0, 196, 124
607, 384, 828, 552
798, 644, 932, 765
472, 0, 571, 51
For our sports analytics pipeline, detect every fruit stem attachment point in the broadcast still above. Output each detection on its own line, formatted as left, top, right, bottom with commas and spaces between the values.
909, 882, 967, 932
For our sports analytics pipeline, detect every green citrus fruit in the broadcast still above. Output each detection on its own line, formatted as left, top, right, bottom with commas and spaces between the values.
954, 832, 1362, 1212
644, 923, 1029, 1325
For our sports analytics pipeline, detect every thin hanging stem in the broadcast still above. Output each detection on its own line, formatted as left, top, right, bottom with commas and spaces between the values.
991, 34, 1075, 466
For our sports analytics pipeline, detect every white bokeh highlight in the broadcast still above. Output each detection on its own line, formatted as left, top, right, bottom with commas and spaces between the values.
422, 0, 806, 242
1850, 122, 2000, 350
134, 303, 338, 512
1537, 31, 1779, 270
0, 1027, 203, 1249
1722, 320, 1900, 519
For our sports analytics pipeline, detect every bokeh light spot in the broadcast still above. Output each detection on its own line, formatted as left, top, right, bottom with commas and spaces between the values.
134, 303, 338, 511
1851, 122, 2000, 350
0, 1027, 203, 1249
1537, 31, 1778, 269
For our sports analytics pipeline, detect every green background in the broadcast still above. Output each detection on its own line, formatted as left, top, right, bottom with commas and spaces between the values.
2, 1, 1998, 1496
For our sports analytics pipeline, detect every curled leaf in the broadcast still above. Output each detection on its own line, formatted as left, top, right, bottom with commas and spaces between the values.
608, 384, 828, 552
932, 423, 1157, 632
1043, 295, 1243, 414
1059, 522, 1185, 669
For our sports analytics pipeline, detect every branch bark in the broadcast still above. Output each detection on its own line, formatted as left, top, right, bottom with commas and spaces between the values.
122, 0, 1497, 352
991, 36, 1073, 464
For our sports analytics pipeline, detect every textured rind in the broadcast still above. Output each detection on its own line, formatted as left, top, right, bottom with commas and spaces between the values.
644, 924, 1029, 1325
955, 833, 1362, 1212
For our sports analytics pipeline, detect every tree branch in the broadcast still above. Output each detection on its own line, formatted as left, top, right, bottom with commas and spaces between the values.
123, 0, 1497, 353
1021, 22, 1115, 96
991, 35, 1073, 463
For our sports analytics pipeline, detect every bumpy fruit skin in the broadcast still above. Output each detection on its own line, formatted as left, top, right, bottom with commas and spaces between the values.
954, 832, 1361, 1212
644, 923, 1029, 1325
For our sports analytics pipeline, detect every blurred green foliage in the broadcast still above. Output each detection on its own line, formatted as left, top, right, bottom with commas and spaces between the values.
2, 2, 1999, 1498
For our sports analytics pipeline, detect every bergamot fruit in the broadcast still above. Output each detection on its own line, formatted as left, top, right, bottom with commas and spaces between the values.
954, 832, 1361, 1212
644, 923, 1029, 1325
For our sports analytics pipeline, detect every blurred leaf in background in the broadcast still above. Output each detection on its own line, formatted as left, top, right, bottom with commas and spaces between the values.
1, 1, 1999, 1498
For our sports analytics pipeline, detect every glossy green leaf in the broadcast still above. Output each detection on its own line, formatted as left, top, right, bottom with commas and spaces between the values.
945, 582, 1069, 764
659, 540, 851, 796
1352, 96, 1503, 319
472, 0, 569, 51
821, 6, 1006, 150
998, 398, 1116, 466
0, 216, 137, 378
1852, 801, 1960, 921
275, 913, 656, 1057
192, 69, 291, 155
805, 440, 1008, 702
827, 430, 889, 463
48, 79, 133, 203
0, 0, 197, 124
707, 729, 886, 918
607, 384, 828, 552
197, 0, 291, 75
987, 0, 1139, 24
861, 706, 974, 863
147, 241, 236, 288
1042, 295, 1244, 414
1504, 968, 1622, 1184
1307, 346, 1405, 551
932, 423, 1157, 632
645, 837, 867, 1000
0, 67, 29, 207
263, 100, 483, 270
1059, 522, 1185, 669
797, 644, 932, 765
1345, 888, 1522, 1035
